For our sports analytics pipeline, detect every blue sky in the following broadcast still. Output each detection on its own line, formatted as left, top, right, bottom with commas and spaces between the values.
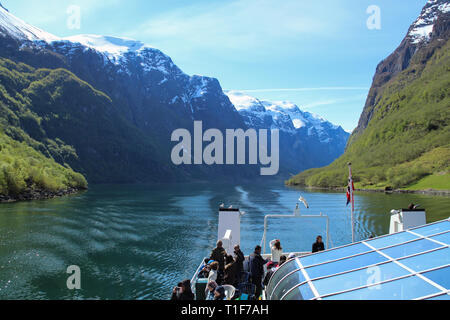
3, 0, 427, 132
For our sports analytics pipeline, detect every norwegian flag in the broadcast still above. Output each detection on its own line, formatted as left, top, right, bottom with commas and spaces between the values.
346, 172, 355, 210
347, 163, 355, 242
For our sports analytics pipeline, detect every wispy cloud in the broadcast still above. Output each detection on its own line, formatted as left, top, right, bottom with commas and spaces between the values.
302, 94, 367, 109
4, 0, 123, 30
229, 87, 370, 93
127, 0, 347, 51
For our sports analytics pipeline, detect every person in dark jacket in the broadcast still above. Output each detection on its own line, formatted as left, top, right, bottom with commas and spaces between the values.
263, 261, 276, 286
214, 286, 226, 300
312, 235, 325, 253
171, 279, 195, 300
278, 255, 287, 268
210, 240, 227, 272
233, 244, 245, 279
223, 255, 237, 286
249, 245, 268, 299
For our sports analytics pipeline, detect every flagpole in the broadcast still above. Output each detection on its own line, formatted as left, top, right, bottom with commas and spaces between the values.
348, 162, 355, 243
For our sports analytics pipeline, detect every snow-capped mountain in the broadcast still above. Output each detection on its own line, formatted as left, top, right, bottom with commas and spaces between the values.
0, 3, 349, 179
0, 2, 58, 42
226, 91, 347, 144
407, 0, 450, 44
226, 91, 350, 172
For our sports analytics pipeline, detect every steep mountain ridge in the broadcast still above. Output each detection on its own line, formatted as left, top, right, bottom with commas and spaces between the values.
351, 0, 449, 143
288, 0, 450, 191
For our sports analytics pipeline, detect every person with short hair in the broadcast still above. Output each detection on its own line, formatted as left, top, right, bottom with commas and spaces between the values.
312, 236, 325, 253
249, 245, 269, 299
210, 240, 227, 272
224, 255, 237, 286
214, 286, 226, 300
233, 244, 245, 276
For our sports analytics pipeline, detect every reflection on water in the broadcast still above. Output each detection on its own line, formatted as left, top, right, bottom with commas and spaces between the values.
0, 183, 448, 300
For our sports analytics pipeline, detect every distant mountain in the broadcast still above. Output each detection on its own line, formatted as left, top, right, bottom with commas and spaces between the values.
227, 91, 350, 173
288, 0, 450, 191
0, 3, 349, 199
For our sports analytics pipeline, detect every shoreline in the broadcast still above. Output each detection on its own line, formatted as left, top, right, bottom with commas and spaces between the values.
0, 187, 86, 203
286, 184, 450, 196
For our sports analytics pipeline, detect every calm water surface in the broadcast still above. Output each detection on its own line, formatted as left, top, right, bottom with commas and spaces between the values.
0, 183, 449, 300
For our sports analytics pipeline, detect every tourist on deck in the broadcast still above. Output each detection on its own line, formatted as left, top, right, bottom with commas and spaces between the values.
205, 281, 218, 300
208, 261, 219, 283
199, 259, 213, 278
249, 245, 269, 299
224, 255, 237, 286
210, 240, 227, 272
214, 286, 226, 300
312, 235, 325, 253
270, 239, 283, 264
263, 261, 277, 287
277, 255, 287, 269
171, 279, 194, 300
233, 244, 245, 276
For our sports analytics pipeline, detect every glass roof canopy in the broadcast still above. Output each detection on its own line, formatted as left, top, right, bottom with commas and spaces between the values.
266, 218, 450, 300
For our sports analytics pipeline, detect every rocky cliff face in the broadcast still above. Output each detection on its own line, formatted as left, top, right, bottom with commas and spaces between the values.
351, 0, 450, 142
287, 0, 450, 190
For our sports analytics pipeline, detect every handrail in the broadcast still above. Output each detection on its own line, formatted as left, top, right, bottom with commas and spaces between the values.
262, 212, 330, 254
190, 257, 207, 298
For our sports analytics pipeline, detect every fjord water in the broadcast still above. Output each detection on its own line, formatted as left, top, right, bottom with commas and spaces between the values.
0, 183, 449, 300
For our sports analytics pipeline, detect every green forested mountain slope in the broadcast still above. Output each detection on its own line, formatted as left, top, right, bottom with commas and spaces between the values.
0, 129, 87, 199
0, 57, 176, 200
287, 32, 450, 191
0, 59, 85, 199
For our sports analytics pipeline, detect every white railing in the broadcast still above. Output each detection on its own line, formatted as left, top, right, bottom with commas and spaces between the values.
261, 210, 330, 254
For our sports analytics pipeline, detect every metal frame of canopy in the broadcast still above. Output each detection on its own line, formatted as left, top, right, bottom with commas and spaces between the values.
261, 202, 330, 255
